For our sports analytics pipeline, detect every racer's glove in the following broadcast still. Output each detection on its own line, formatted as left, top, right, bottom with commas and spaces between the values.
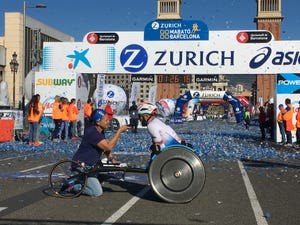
150, 144, 161, 155
181, 140, 193, 148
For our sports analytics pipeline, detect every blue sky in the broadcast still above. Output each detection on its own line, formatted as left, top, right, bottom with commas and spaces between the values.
0, 0, 299, 41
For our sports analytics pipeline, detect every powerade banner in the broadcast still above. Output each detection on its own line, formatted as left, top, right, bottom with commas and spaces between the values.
144, 20, 209, 41
277, 73, 300, 94
43, 30, 300, 74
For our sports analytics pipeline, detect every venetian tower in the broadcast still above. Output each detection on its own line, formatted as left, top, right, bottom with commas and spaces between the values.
155, 0, 182, 101
254, 0, 283, 105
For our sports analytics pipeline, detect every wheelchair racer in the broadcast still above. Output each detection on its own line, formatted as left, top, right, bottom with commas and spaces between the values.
138, 103, 188, 158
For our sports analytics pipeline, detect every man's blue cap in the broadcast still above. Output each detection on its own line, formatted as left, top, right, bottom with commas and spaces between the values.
92, 109, 106, 122
278, 104, 284, 108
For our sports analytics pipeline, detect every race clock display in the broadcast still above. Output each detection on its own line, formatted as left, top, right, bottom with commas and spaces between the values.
157, 74, 191, 84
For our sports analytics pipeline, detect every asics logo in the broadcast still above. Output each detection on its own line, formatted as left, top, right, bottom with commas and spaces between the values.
249, 47, 271, 69
250, 46, 300, 69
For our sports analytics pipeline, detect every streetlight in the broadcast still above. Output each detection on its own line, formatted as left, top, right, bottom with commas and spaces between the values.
9, 52, 19, 109
22, 1, 47, 109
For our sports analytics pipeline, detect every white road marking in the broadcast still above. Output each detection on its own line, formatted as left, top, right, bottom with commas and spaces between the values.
20, 163, 54, 172
0, 207, 7, 212
0, 153, 42, 162
238, 160, 268, 225
101, 186, 151, 225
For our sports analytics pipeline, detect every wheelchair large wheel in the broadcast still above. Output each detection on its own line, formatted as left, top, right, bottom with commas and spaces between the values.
149, 146, 206, 203
48, 159, 88, 199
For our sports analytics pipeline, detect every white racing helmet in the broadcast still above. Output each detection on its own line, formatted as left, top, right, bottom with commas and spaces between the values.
137, 103, 157, 116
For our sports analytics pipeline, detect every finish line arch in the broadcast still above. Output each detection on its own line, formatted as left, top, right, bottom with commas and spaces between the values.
40, 29, 300, 123
42, 30, 300, 74
174, 90, 243, 123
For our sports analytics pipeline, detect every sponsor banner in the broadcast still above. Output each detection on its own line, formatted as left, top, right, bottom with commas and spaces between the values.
275, 74, 300, 142
129, 82, 140, 104
35, 72, 77, 114
277, 73, 300, 94
0, 110, 23, 129
195, 74, 219, 83
85, 32, 119, 44
193, 90, 226, 99
131, 74, 154, 83
144, 20, 209, 41
148, 85, 157, 104
94, 84, 127, 114
44, 31, 300, 74
96, 74, 105, 108
236, 31, 272, 43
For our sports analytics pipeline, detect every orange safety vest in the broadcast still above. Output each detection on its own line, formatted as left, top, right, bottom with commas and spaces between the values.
37, 102, 43, 120
28, 103, 42, 122
61, 103, 70, 121
296, 108, 300, 128
52, 102, 63, 120
69, 103, 79, 122
277, 112, 283, 123
283, 104, 294, 131
84, 103, 92, 118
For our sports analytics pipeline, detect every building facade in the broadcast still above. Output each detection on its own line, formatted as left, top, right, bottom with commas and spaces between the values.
0, 12, 74, 108
254, 0, 283, 105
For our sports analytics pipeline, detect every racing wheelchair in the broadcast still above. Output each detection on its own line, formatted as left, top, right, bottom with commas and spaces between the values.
48, 144, 206, 203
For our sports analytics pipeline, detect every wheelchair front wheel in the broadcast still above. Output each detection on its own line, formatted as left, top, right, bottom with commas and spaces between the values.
48, 159, 88, 199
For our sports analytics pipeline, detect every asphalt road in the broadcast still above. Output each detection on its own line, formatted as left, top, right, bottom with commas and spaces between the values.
0, 149, 299, 225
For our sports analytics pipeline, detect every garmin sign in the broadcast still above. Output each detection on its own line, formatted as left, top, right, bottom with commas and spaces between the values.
43, 30, 300, 74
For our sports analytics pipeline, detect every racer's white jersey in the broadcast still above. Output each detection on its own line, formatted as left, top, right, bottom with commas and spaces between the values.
147, 117, 181, 148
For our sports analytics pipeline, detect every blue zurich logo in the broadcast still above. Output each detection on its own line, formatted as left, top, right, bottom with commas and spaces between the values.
120, 44, 148, 72
107, 91, 115, 98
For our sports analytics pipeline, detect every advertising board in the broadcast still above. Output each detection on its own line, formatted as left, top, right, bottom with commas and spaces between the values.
43, 30, 300, 74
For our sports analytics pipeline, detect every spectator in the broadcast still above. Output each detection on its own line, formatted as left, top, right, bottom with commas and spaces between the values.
104, 101, 115, 131
35, 94, 44, 143
244, 108, 251, 129
129, 101, 139, 133
84, 99, 92, 131
193, 103, 201, 121
58, 97, 70, 141
69, 98, 80, 139
52, 95, 63, 141
258, 106, 267, 141
27, 95, 42, 146
266, 103, 275, 140
295, 101, 300, 148
283, 98, 294, 146
277, 104, 286, 144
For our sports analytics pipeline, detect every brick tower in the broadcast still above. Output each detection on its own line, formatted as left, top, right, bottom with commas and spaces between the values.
155, 0, 182, 101
254, 0, 283, 105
